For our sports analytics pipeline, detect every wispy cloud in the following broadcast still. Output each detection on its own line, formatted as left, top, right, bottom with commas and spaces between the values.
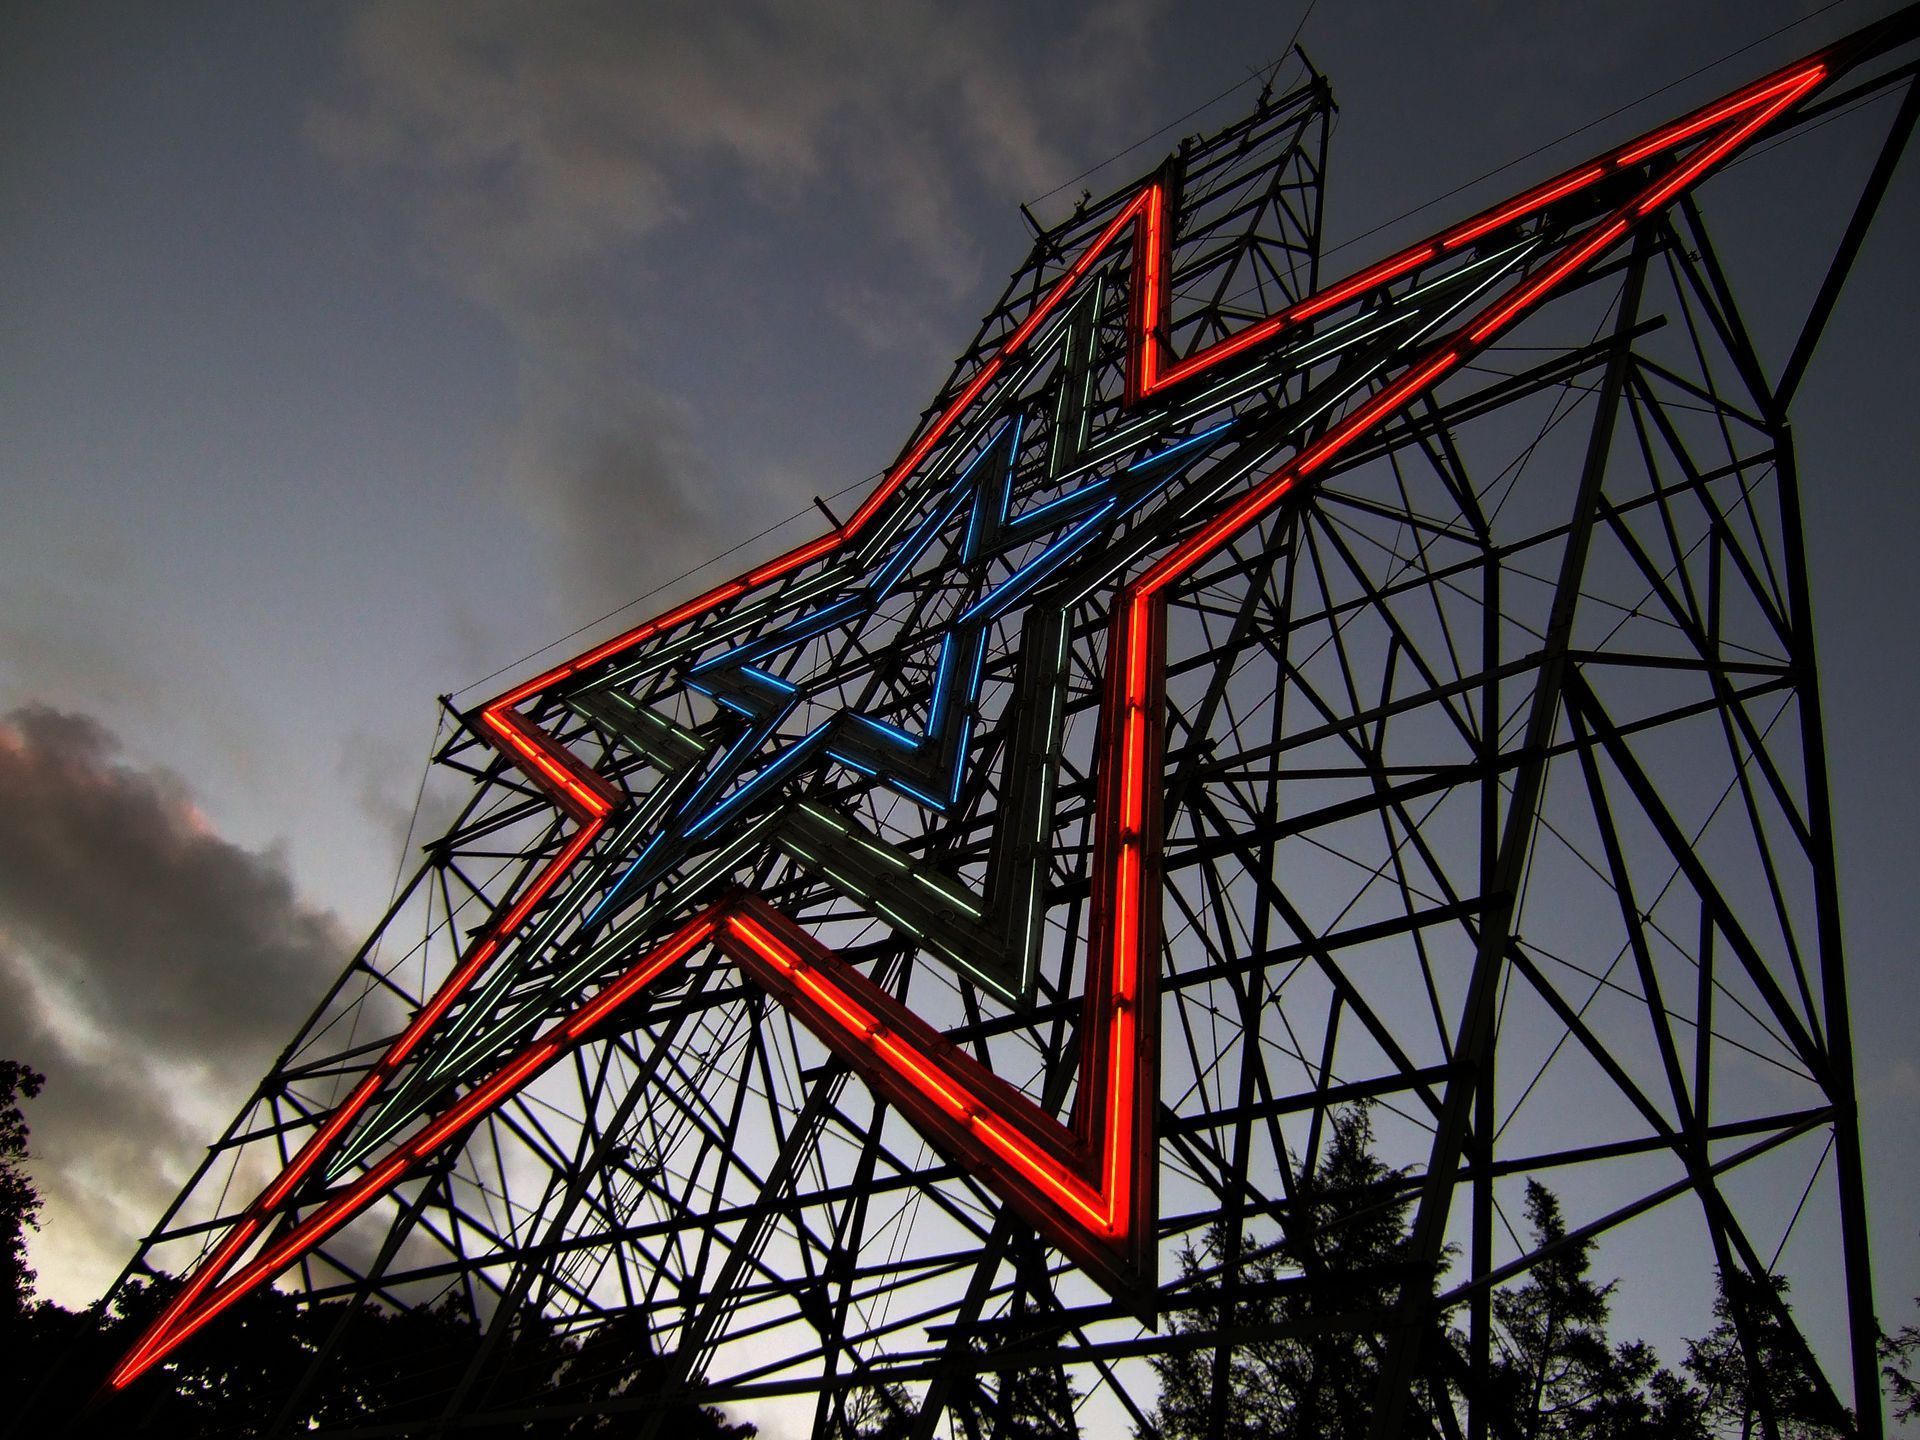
310, 0, 1160, 613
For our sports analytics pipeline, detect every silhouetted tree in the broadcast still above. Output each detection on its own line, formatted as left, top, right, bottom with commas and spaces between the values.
17, 1282, 758, 1436
950, 1354, 1080, 1439
1682, 1270, 1851, 1440
104, 1287, 757, 1434
843, 1380, 919, 1438
949, 1319, 1082, 1439
1139, 1113, 1849, 1439
1142, 1105, 1440, 1439
1485, 1181, 1706, 1438
0, 1059, 46, 1323
1881, 1289, 1919, 1426
0, 1054, 755, 1436
4, 1051, 1894, 1436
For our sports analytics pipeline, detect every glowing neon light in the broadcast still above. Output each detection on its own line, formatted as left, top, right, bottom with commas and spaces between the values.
1132, 179, 1167, 398
736, 666, 795, 693
1134, 419, 1236, 471
1630, 68, 1822, 215
717, 900, 1121, 1240
944, 719, 972, 805
1149, 57, 1826, 396
114, 909, 722, 1387
963, 419, 1021, 562
480, 710, 615, 819
1011, 480, 1113, 532
889, 777, 950, 812
855, 715, 920, 749
110, 1215, 262, 1382
869, 489, 973, 596
747, 533, 840, 588
1615, 64, 1823, 165
958, 498, 1119, 625
685, 726, 829, 837
1443, 165, 1609, 250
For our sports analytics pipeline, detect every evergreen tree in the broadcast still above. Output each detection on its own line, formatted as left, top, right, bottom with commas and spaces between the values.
1881, 1294, 1919, 1426
0, 1053, 756, 1437
1485, 1181, 1705, 1438
1142, 1105, 1436, 1439
1137, 1115, 1784, 1440
0, 1059, 46, 1322
949, 1329, 1081, 1439
16, 1283, 759, 1436
951, 1357, 1079, 1440
1682, 1269, 1851, 1440
843, 1381, 919, 1438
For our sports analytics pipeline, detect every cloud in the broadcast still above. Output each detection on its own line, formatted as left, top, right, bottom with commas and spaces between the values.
310, 0, 1161, 613
310, 1, 1082, 306
503, 363, 718, 615
0, 705, 350, 1304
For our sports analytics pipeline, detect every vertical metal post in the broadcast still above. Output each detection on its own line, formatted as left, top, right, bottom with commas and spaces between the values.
1371, 229, 1653, 1438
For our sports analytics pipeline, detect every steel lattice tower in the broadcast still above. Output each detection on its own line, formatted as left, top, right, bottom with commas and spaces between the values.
102, 12, 1918, 1437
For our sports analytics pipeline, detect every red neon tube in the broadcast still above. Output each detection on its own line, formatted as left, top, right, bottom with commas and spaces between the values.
112, 910, 722, 1388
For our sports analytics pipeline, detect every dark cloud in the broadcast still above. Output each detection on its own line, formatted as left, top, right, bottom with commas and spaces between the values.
0, 705, 349, 1302
309, 0, 1162, 613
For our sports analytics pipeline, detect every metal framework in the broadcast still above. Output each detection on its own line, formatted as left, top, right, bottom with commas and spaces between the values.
106, 12, 1919, 1436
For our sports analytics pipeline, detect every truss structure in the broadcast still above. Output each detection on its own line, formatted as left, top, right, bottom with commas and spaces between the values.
108, 12, 1919, 1437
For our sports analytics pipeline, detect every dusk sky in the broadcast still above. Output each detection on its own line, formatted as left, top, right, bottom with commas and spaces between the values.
2, 0, 1915, 1385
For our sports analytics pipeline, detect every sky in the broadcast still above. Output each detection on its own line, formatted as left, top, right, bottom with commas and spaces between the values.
1, 0, 1915, 1399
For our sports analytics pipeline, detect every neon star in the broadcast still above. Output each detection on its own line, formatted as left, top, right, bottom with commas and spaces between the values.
114, 50, 1830, 1387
